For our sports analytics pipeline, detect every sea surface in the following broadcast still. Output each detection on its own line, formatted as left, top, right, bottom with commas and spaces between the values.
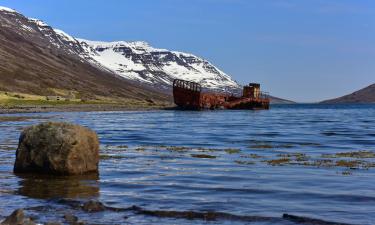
0, 104, 375, 225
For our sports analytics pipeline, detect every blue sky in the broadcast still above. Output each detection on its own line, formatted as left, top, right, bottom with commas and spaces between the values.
2, 0, 375, 102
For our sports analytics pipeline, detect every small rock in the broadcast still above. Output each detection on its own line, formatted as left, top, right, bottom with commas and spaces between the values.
14, 122, 99, 175
63, 213, 78, 223
82, 200, 105, 212
0, 209, 36, 225
45, 222, 61, 225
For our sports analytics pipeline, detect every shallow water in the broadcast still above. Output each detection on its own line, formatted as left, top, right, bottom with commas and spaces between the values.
0, 104, 375, 224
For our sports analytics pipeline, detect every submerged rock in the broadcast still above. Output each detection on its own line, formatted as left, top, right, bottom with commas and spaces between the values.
63, 213, 85, 224
45, 222, 62, 225
82, 200, 105, 212
0, 209, 36, 225
14, 122, 99, 175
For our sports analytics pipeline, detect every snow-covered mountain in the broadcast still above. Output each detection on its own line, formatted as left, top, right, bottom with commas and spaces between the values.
77, 39, 240, 91
1, 5, 240, 92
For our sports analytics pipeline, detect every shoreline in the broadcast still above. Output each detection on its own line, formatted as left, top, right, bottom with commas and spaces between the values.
0, 103, 174, 114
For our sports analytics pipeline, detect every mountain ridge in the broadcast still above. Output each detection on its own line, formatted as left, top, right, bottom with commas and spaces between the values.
321, 84, 375, 104
76, 38, 240, 91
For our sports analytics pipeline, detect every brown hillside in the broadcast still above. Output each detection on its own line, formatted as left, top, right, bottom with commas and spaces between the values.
321, 84, 375, 104
0, 10, 170, 102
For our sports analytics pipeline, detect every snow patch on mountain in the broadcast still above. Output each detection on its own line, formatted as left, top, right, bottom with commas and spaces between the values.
29, 18, 48, 27
0, 6, 16, 13
77, 39, 240, 90
54, 29, 77, 43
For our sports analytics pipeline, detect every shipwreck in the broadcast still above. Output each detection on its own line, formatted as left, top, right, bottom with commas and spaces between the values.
173, 79, 270, 110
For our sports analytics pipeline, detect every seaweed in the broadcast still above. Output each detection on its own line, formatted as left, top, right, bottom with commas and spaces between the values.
264, 158, 290, 166
100, 154, 126, 160
224, 148, 241, 154
166, 146, 192, 151
191, 154, 217, 159
234, 160, 256, 165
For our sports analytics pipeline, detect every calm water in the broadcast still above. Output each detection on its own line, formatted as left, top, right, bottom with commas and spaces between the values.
0, 104, 375, 224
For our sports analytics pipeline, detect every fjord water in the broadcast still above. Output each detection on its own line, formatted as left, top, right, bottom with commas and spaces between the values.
0, 104, 374, 224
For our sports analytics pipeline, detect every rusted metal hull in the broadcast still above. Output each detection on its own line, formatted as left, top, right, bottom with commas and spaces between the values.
173, 79, 270, 110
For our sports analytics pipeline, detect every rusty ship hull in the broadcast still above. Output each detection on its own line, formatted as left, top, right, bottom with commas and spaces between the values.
173, 79, 270, 110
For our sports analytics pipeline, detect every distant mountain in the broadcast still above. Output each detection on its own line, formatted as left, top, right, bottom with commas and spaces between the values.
0, 6, 168, 102
321, 84, 375, 104
0, 6, 291, 104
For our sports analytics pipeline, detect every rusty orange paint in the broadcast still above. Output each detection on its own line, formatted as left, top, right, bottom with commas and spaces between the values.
173, 79, 270, 110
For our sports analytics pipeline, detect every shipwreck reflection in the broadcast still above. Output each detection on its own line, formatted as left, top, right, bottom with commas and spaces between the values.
16, 173, 99, 199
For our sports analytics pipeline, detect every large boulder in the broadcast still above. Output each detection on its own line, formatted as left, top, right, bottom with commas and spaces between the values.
14, 122, 99, 175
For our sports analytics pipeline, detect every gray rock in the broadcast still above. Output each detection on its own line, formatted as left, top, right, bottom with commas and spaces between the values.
14, 122, 99, 175
45, 222, 62, 225
0, 209, 36, 225
82, 200, 105, 212
63, 213, 78, 223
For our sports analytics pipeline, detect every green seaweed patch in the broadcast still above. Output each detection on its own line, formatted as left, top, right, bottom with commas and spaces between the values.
135, 147, 147, 151
277, 153, 309, 162
191, 154, 217, 159
100, 154, 126, 160
116, 145, 128, 149
224, 148, 241, 154
323, 151, 375, 159
166, 146, 192, 151
335, 160, 365, 168
302, 159, 334, 168
264, 158, 290, 166
235, 160, 256, 165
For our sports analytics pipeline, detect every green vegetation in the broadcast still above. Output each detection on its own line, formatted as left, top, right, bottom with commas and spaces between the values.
100, 154, 126, 160
96, 145, 375, 175
277, 153, 309, 161
302, 159, 335, 168
191, 154, 217, 159
166, 146, 192, 151
234, 160, 255, 165
0, 90, 170, 109
135, 147, 146, 151
224, 148, 241, 154
322, 151, 375, 159
117, 145, 129, 149
335, 160, 364, 168
264, 158, 291, 166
